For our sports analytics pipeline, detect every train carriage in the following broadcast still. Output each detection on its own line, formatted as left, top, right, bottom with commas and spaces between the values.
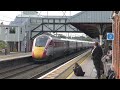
32, 34, 94, 62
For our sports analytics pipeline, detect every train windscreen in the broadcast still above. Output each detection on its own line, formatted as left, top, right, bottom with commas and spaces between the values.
35, 36, 48, 47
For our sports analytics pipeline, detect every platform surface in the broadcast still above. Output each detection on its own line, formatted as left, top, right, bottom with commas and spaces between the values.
67, 55, 97, 79
0, 52, 31, 61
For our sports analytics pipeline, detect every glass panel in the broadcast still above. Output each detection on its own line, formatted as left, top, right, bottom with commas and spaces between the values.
35, 36, 48, 47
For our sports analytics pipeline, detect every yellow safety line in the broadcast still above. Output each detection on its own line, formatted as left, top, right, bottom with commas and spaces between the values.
66, 54, 91, 79
66, 72, 74, 79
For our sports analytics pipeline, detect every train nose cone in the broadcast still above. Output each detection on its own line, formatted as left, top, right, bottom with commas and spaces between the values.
33, 47, 45, 59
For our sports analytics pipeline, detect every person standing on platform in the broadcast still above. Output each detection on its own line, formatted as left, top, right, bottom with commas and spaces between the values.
92, 42, 104, 79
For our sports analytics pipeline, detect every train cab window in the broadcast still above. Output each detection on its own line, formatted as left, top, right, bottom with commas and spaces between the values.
35, 36, 48, 47
49, 40, 53, 46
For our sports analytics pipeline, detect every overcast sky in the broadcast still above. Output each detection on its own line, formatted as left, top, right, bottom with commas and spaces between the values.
0, 11, 87, 37
0, 11, 80, 25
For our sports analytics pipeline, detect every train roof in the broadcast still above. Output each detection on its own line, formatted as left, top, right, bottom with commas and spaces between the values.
61, 38, 94, 43
35, 34, 95, 43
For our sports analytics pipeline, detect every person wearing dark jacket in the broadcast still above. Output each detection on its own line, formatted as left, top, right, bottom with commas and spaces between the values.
92, 42, 104, 79
73, 63, 85, 76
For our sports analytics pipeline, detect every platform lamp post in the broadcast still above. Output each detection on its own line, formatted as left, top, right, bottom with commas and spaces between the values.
99, 35, 103, 46
5, 27, 8, 55
18, 27, 20, 52
24, 31, 27, 53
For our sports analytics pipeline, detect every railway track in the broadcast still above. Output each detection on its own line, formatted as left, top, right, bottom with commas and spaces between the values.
0, 62, 45, 79
0, 49, 89, 79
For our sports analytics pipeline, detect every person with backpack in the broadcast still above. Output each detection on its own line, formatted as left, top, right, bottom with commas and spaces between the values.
73, 63, 85, 76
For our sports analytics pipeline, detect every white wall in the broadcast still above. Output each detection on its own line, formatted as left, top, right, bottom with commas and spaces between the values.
0, 26, 24, 42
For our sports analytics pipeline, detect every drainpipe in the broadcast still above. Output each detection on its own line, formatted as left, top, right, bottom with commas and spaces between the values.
99, 34, 103, 46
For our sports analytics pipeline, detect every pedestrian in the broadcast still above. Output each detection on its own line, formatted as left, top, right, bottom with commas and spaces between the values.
102, 46, 112, 63
101, 45, 112, 78
91, 42, 104, 79
73, 63, 85, 76
5, 48, 7, 55
107, 46, 112, 60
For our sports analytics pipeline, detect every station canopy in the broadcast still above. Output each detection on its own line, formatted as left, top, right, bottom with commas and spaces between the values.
9, 11, 113, 39
67, 11, 112, 38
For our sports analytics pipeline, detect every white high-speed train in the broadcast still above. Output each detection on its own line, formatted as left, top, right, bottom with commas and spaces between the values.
32, 34, 94, 62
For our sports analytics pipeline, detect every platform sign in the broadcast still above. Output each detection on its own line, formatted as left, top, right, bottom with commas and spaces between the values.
107, 33, 114, 40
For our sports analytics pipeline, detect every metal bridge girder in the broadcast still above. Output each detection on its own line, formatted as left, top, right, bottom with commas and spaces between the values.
30, 18, 80, 39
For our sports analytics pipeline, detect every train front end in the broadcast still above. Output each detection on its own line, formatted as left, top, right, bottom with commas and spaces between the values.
32, 35, 48, 61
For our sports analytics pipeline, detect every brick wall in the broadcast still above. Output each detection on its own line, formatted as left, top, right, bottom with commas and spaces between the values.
113, 14, 120, 79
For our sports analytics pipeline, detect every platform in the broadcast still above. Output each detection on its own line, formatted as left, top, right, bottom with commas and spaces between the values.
67, 55, 97, 79
0, 52, 31, 61
38, 50, 98, 79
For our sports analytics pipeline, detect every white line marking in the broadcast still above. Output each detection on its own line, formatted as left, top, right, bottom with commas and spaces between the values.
0, 55, 31, 61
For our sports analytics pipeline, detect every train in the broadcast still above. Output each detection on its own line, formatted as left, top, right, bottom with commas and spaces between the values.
32, 34, 94, 62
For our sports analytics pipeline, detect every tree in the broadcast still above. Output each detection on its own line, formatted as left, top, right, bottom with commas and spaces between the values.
0, 41, 6, 49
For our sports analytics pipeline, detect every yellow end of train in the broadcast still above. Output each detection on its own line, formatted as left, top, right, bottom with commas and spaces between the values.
32, 47, 45, 59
